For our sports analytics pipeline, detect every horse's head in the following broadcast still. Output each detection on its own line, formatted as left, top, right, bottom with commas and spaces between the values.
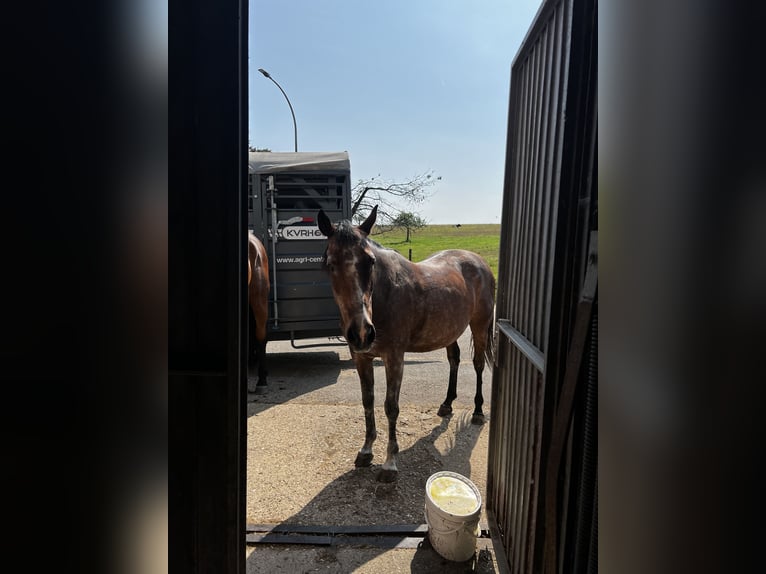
318, 206, 378, 353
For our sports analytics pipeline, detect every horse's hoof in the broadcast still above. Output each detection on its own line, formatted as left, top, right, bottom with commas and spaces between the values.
471, 413, 485, 425
376, 468, 398, 483
355, 452, 374, 467
254, 382, 268, 395
247, 381, 257, 394
437, 404, 453, 417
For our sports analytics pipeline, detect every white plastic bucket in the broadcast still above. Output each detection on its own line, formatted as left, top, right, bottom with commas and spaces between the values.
424, 471, 482, 562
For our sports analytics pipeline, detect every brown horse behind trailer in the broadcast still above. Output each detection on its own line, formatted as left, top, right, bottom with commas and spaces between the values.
248, 232, 270, 391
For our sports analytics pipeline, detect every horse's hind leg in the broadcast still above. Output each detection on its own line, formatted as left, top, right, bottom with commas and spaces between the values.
354, 355, 377, 468
247, 309, 257, 365
252, 300, 269, 392
255, 337, 268, 391
470, 322, 488, 425
437, 341, 460, 417
247, 309, 260, 394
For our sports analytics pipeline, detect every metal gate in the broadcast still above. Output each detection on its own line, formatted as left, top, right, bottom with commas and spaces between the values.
248, 152, 352, 342
487, 0, 597, 572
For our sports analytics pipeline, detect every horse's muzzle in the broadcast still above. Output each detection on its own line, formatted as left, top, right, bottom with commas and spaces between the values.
347, 323, 376, 353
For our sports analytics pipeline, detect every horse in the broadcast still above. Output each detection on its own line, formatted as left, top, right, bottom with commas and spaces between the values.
317, 206, 495, 482
248, 231, 270, 391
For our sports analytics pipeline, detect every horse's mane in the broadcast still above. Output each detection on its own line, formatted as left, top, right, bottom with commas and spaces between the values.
334, 221, 390, 253
324, 220, 400, 266
334, 220, 361, 246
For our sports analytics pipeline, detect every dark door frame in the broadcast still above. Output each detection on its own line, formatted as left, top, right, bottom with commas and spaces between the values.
169, 0, 249, 571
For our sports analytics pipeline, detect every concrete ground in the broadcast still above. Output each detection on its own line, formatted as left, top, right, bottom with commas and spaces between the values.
245, 538, 499, 573
245, 329, 502, 573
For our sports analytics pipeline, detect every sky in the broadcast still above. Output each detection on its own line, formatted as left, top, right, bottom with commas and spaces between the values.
249, 0, 544, 224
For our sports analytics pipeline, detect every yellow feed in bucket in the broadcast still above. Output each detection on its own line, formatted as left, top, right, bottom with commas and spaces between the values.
429, 476, 480, 516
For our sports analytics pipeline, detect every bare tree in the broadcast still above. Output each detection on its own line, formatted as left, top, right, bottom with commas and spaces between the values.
350, 170, 440, 227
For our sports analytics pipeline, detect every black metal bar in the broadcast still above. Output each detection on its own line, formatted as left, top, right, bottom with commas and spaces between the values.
486, 509, 514, 574
543, 232, 597, 574
246, 522, 493, 536
268, 176, 280, 328
246, 523, 428, 535
289, 334, 346, 349
331, 536, 424, 550
496, 319, 545, 372
571, 303, 597, 574
512, 358, 531, 573
247, 534, 495, 550
246, 533, 332, 546
245, 523, 494, 549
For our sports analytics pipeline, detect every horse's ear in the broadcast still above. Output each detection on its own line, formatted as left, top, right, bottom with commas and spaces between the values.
317, 209, 334, 237
358, 205, 378, 235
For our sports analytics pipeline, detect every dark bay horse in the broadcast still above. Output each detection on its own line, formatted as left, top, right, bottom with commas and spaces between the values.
248, 231, 270, 390
318, 206, 495, 482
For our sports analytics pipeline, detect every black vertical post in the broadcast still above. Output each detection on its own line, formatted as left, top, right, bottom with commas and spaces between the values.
170, 0, 248, 572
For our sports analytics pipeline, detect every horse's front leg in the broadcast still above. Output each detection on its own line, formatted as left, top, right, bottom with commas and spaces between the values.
377, 354, 404, 482
354, 355, 377, 468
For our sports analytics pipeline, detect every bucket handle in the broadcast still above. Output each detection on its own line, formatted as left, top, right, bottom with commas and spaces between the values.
424, 506, 480, 537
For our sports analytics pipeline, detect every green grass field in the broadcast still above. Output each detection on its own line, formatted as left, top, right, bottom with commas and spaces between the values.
371, 224, 502, 279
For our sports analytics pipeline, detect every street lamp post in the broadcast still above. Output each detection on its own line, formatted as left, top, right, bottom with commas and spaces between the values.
257, 68, 298, 152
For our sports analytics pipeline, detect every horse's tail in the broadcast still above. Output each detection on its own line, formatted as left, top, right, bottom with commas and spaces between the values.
469, 315, 495, 368
484, 272, 496, 367
470, 270, 496, 367
484, 317, 495, 367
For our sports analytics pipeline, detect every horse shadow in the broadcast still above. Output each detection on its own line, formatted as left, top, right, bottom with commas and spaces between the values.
245, 411, 496, 573
246, 347, 344, 409
246, 344, 443, 409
